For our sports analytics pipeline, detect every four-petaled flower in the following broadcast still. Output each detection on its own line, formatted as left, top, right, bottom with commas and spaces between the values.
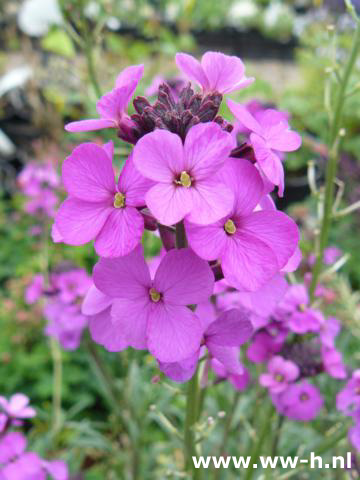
55, 141, 152, 257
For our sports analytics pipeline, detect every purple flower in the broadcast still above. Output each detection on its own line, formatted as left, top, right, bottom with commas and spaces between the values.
259, 356, 299, 393
159, 308, 253, 383
321, 346, 347, 379
65, 64, 143, 135
308, 246, 342, 266
54, 269, 91, 304
337, 370, 360, 415
175, 51, 254, 94
319, 316, 341, 348
273, 382, 323, 421
227, 100, 302, 196
133, 123, 235, 226
0, 432, 27, 464
247, 323, 288, 363
211, 359, 251, 391
44, 302, 88, 351
186, 159, 299, 291
0, 395, 35, 420
274, 284, 323, 334
55, 142, 151, 257
25, 274, 44, 305
93, 246, 214, 362
18, 162, 59, 197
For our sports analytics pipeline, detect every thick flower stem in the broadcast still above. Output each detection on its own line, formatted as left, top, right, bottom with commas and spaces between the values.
309, 20, 360, 300
184, 367, 202, 479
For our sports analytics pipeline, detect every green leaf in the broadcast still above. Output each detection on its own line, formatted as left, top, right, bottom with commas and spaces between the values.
42, 28, 75, 58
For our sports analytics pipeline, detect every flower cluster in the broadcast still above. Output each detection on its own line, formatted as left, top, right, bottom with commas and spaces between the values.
18, 160, 60, 219
25, 268, 91, 350
0, 393, 67, 479
55, 51, 301, 373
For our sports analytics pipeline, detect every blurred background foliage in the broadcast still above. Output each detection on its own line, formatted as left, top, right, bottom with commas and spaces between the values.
1, 0, 360, 478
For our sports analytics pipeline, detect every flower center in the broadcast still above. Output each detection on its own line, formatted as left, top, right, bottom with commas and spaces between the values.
149, 287, 161, 303
224, 219, 236, 235
179, 171, 192, 188
300, 393, 309, 402
298, 303, 306, 312
275, 374, 284, 382
114, 192, 125, 208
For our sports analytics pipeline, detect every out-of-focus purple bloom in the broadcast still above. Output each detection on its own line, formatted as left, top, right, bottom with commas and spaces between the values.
54, 269, 92, 304
272, 381, 323, 421
337, 370, 360, 415
0, 432, 27, 464
211, 358, 251, 391
259, 356, 299, 393
55, 142, 152, 258
0, 395, 35, 420
93, 245, 214, 362
321, 347, 347, 379
44, 302, 88, 351
133, 123, 234, 226
274, 284, 323, 334
319, 316, 341, 348
18, 162, 59, 197
186, 159, 299, 292
227, 100, 302, 196
176, 51, 254, 94
25, 274, 44, 305
65, 64, 143, 137
308, 246, 342, 266
247, 322, 288, 363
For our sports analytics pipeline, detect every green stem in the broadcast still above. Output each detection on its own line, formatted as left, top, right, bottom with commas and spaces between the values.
50, 338, 63, 433
184, 368, 202, 479
213, 391, 241, 480
309, 21, 360, 300
84, 40, 101, 97
244, 402, 274, 480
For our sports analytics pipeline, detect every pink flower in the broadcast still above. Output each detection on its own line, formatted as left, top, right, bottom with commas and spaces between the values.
337, 370, 360, 415
55, 142, 151, 257
259, 355, 299, 393
54, 269, 91, 304
25, 274, 44, 305
159, 308, 253, 383
0, 432, 27, 464
133, 123, 235, 226
186, 159, 299, 291
273, 381, 324, 421
65, 64, 143, 135
0, 395, 35, 420
274, 284, 323, 334
227, 100, 302, 196
321, 347, 347, 379
211, 359, 251, 392
175, 51, 254, 94
93, 246, 214, 362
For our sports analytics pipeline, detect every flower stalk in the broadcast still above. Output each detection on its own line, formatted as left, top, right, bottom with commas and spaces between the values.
310, 16, 360, 300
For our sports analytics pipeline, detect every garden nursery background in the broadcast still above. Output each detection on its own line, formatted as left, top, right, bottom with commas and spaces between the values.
1, 0, 360, 479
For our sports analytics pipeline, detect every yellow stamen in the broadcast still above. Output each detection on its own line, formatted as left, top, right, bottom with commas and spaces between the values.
180, 171, 192, 188
149, 287, 161, 303
300, 393, 309, 402
298, 303, 306, 312
114, 192, 125, 208
224, 219, 236, 235
275, 374, 284, 382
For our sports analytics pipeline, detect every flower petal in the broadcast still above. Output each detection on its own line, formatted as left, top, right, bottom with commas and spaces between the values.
154, 248, 214, 305
240, 210, 299, 270
111, 297, 150, 349
96, 86, 133, 121
267, 129, 302, 152
185, 178, 234, 225
93, 244, 151, 299
158, 351, 199, 383
205, 308, 253, 346
222, 232, 279, 292
94, 207, 144, 257
184, 123, 234, 179
145, 183, 193, 226
207, 345, 244, 375
201, 52, 251, 94
133, 129, 184, 182
118, 153, 152, 206
227, 99, 262, 135
185, 219, 228, 261
115, 64, 144, 91
175, 52, 209, 90
147, 303, 202, 362
55, 197, 111, 245
65, 118, 115, 132
89, 307, 128, 352
82, 285, 112, 315
62, 143, 116, 201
